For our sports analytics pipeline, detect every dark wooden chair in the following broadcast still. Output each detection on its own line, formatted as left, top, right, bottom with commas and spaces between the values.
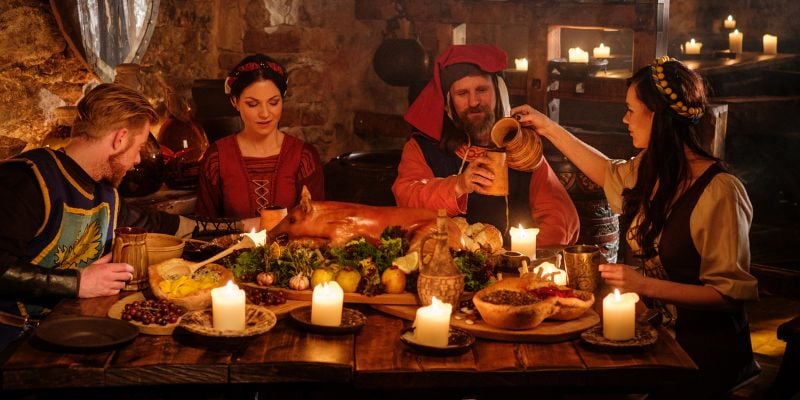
770, 315, 800, 399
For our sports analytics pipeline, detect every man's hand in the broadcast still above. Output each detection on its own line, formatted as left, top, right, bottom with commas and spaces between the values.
455, 154, 495, 196
78, 253, 135, 298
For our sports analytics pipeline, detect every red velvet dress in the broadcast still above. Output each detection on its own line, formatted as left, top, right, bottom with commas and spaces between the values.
196, 134, 324, 219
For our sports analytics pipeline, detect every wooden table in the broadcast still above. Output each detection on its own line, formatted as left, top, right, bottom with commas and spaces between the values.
0, 294, 698, 397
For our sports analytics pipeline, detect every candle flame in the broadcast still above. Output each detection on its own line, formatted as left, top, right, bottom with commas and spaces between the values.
727, 15, 733, 21
734, 29, 739, 34
599, 43, 606, 48
690, 38, 696, 44
613, 288, 621, 300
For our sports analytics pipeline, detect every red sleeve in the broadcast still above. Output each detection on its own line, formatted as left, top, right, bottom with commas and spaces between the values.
391, 139, 466, 215
195, 144, 222, 217
297, 143, 325, 202
529, 159, 580, 246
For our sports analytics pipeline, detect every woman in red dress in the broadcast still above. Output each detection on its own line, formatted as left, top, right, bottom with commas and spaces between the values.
196, 54, 324, 219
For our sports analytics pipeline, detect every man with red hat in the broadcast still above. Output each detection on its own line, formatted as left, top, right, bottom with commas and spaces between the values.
392, 44, 579, 247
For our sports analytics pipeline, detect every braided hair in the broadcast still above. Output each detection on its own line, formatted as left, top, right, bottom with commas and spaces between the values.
224, 54, 288, 98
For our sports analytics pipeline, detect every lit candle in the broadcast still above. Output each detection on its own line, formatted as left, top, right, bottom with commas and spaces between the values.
211, 280, 246, 331
311, 281, 344, 326
602, 289, 639, 341
514, 58, 528, 71
724, 15, 736, 29
729, 29, 743, 54
592, 43, 610, 58
684, 38, 702, 55
532, 261, 567, 286
182, 139, 188, 149
763, 34, 778, 55
567, 47, 589, 64
413, 296, 452, 347
243, 228, 268, 247
509, 224, 538, 258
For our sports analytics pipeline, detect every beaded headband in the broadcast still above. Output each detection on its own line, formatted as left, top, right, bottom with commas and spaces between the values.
650, 56, 704, 122
224, 60, 287, 96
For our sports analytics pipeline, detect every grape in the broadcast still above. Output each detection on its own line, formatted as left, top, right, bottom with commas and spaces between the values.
244, 287, 287, 306
123, 299, 185, 326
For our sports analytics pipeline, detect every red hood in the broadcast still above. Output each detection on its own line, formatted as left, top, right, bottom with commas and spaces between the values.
404, 44, 508, 141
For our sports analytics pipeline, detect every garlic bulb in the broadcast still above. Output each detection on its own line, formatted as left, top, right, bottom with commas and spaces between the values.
289, 273, 310, 291
256, 272, 275, 287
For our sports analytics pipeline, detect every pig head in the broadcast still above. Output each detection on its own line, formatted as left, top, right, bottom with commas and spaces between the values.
268, 187, 464, 251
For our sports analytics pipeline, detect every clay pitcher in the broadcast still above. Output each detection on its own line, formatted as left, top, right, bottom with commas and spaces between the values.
113, 227, 149, 291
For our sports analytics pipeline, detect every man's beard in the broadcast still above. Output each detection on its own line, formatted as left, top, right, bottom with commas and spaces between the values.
457, 105, 495, 145
102, 139, 136, 187
106, 153, 129, 188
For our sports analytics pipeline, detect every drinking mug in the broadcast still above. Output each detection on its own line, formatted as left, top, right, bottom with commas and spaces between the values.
112, 227, 149, 291
482, 149, 509, 196
562, 244, 602, 292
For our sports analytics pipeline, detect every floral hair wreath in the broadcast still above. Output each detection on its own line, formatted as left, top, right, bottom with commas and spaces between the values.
650, 56, 704, 122
223, 61, 287, 95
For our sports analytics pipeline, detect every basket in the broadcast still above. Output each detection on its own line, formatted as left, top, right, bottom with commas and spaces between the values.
417, 273, 464, 307
149, 259, 233, 311
146, 233, 185, 265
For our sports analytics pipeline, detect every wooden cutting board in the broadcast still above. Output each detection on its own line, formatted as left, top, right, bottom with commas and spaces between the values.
240, 282, 420, 305
108, 292, 307, 335
372, 304, 600, 343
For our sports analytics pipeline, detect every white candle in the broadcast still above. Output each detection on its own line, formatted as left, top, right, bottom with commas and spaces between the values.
211, 280, 246, 331
514, 58, 528, 71
602, 289, 639, 341
684, 38, 702, 55
724, 15, 736, 29
243, 228, 268, 247
182, 139, 189, 149
532, 261, 567, 286
567, 47, 589, 64
592, 43, 610, 58
311, 281, 344, 327
729, 29, 743, 54
763, 34, 778, 55
413, 296, 452, 347
509, 224, 538, 258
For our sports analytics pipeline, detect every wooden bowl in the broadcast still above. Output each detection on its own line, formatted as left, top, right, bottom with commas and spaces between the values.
146, 233, 185, 265
148, 258, 233, 311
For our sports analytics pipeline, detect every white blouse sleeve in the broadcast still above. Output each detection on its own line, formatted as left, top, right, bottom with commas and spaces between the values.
690, 173, 758, 301
603, 154, 642, 215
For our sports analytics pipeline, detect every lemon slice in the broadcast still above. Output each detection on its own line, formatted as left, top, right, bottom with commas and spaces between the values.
393, 251, 419, 274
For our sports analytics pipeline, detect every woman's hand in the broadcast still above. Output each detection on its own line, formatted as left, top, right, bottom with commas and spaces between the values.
455, 154, 495, 196
599, 263, 648, 294
511, 104, 555, 138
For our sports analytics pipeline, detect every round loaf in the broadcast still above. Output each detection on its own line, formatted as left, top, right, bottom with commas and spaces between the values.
472, 277, 558, 330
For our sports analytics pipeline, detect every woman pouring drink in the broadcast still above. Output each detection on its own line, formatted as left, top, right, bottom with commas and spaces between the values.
514, 56, 759, 398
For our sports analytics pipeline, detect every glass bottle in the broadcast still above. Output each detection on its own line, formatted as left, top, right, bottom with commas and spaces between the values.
159, 93, 209, 190
417, 209, 464, 306
114, 63, 166, 197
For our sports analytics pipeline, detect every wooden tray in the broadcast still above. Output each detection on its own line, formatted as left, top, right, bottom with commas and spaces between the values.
109, 292, 308, 335
108, 292, 179, 335
240, 282, 420, 305
372, 304, 599, 343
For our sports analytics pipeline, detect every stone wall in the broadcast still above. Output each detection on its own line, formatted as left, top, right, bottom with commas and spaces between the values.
1, 0, 799, 160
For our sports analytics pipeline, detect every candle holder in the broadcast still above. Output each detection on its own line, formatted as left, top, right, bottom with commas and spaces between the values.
548, 59, 608, 81
714, 50, 738, 59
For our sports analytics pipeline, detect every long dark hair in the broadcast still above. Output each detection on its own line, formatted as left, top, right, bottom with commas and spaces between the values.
438, 74, 505, 153
621, 59, 722, 259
